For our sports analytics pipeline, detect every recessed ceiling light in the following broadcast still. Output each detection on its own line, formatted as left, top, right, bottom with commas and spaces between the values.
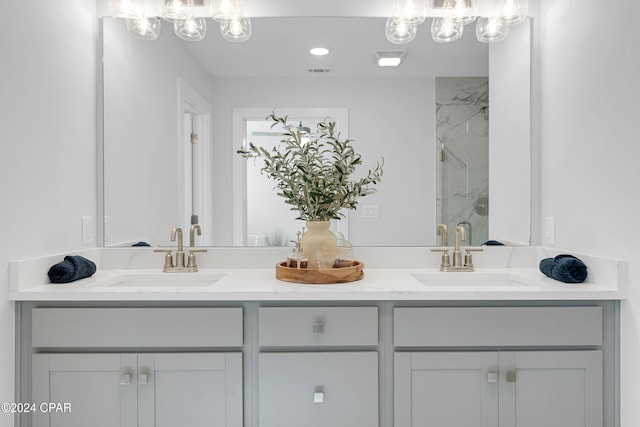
310, 47, 330, 56
374, 50, 407, 67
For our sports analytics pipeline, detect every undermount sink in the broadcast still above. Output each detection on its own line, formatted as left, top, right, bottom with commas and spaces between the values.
412, 272, 537, 287
105, 273, 224, 288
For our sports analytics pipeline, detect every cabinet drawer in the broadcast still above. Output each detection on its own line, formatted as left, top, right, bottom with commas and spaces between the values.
259, 307, 378, 347
394, 306, 602, 347
32, 307, 243, 348
259, 352, 378, 427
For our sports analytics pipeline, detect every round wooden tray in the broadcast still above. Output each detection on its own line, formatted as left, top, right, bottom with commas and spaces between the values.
275, 261, 364, 284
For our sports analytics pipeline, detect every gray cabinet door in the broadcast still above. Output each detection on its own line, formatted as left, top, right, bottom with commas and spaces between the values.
32, 353, 137, 427
32, 353, 243, 427
259, 352, 378, 427
395, 350, 603, 427
137, 353, 243, 427
394, 352, 499, 427
499, 351, 603, 427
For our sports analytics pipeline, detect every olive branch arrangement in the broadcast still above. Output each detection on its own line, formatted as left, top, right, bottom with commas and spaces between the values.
238, 112, 383, 221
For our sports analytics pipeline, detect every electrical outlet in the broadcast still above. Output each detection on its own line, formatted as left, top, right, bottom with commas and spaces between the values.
544, 217, 555, 246
361, 205, 381, 218
81, 216, 93, 244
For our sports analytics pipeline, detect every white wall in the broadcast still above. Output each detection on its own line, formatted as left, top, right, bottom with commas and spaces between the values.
211, 77, 437, 246
0, 0, 98, 425
538, 0, 640, 425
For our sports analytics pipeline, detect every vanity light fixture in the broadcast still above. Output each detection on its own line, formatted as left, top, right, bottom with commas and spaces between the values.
213, 0, 251, 42
110, 0, 145, 21
175, 16, 207, 41
375, 50, 407, 67
310, 47, 330, 56
110, 0, 251, 43
160, 0, 191, 23
498, 0, 528, 25
127, 16, 162, 40
168, 0, 207, 41
211, 0, 242, 22
444, 0, 476, 25
385, 0, 527, 43
431, 17, 463, 43
391, 0, 427, 25
475, 17, 508, 43
220, 16, 252, 42
385, 17, 418, 44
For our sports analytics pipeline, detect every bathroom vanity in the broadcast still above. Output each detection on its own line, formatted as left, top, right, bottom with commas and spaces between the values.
10, 246, 625, 427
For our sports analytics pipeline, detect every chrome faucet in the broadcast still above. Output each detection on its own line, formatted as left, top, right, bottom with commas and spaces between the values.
154, 226, 207, 272
431, 223, 483, 272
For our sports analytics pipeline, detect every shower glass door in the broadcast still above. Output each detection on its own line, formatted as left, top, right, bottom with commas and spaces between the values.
436, 77, 489, 246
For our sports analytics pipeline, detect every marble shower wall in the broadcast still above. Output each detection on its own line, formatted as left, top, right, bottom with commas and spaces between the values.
436, 77, 489, 246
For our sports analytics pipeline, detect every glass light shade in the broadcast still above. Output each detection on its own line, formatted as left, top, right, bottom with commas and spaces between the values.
212, 0, 242, 22
161, 0, 192, 23
174, 17, 207, 41
126, 17, 161, 40
392, 0, 426, 25
498, 0, 528, 25
385, 17, 417, 44
220, 17, 252, 42
110, 0, 144, 21
431, 17, 463, 43
444, 0, 476, 25
476, 17, 509, 43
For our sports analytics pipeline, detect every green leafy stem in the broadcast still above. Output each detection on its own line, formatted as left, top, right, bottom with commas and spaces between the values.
238, 111, 384, 221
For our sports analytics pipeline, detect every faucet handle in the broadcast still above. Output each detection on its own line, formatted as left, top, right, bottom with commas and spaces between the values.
187, 248, 207, 271
463, 248, 484, 268
154, 249, 174, 270
431, 248, 451, 269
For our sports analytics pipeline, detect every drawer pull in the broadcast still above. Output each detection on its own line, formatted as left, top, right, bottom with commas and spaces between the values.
487, 372, 498, 383
312, 322, 325, 334
138, 373, 149, 385
313, 391, 325, 403
506, 371, 516, 382
119, 374, 131, 385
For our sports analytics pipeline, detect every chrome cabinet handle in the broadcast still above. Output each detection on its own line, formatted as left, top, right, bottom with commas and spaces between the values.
487, 372, 499, 383
138, 373, 148, 385
313, 391, 325, 403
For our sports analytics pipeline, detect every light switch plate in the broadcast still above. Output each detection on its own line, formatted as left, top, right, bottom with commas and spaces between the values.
544, 217, 555, 245
361, 205, 380, 218
81, 216, 93, 244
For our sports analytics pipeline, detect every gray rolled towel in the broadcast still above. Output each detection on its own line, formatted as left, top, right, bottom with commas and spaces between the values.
48, 255, 97, 283
539, 254, 587, 283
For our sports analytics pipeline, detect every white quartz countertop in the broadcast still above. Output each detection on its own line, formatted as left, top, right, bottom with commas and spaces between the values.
9, 247, 627, 301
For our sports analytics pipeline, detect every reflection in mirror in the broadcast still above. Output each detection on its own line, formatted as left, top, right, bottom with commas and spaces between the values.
238, 108, 350, 247
436, 77, 489, 246
101, 16, 530, 247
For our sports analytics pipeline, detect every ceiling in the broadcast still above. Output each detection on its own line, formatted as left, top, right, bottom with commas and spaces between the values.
181, 17, 488, 79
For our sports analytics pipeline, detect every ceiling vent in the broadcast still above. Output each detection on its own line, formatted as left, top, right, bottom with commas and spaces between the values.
307, 68, 332, 74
